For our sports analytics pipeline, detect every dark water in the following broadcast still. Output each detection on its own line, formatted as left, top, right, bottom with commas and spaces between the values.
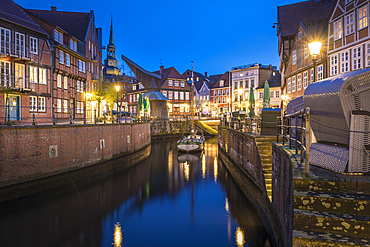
0, 137, 270, 247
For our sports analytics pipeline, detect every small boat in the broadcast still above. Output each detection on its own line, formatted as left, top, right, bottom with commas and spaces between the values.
177, 129, 204, 153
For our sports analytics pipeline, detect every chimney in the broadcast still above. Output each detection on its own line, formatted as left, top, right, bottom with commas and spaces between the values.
269, 64, 272, 70
204, 72, 207, 77
160, 65, 164, 75
51, 6, 57, 11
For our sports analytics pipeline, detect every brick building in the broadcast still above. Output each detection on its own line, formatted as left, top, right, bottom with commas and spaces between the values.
0, 0, 52, 124
277, 0, 335, 102
210, 72, 230, 117
25, 7, 103, 123
154, 66, 191, 119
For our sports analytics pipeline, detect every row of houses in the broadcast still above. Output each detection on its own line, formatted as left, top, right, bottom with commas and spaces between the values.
0, 0, 103, 124
277, 0, 370, 105
124, 63, 281, 119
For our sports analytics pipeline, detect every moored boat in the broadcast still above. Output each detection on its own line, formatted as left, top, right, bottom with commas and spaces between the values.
177, 130, 204, 153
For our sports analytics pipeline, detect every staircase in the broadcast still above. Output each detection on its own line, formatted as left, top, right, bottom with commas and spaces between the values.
255, 136, 276, 200
293, 179, 370, 246
222, 126, 228, 152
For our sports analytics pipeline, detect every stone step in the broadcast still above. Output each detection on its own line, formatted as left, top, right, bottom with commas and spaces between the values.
255, 137, 277, 142
265, 178, 272, 184
294, 209, 370, 238
258, 150, 272, 156
293, 230, 370, 247
260, 158, 272, 165
266, 184, 272, 190
264, 173, 272, 179
262, 164, 272, 170
294, 179, 370, 194
294, 190, 370, 216
255, 142, 273, 148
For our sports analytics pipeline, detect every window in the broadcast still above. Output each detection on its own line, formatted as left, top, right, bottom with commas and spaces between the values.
77, 80, 81, 92
317, 65, 323, 81
81, 81, 84, 92
168, 80, 173, 86
54, 30, 63, 44
227, 89, 229, 95
359, 5, 368, 30
70, 40, 77, 51
30, 96, 37, 111
303, 71, 308, 88
15, 64, 25, 88
30, 37, 38, 54
39, 68, 47, 84
259, 92, 263, 99
0, 27, 11, 54
222, 89, 225, 95
180, 104, 184, 113
334, 19, 342, 40
196, 77, 199, 81
57, 99, 62, 112
293, 50, 296, 64
174, 81, 179, 87
129, 95, 132, 102
64, 76, 68, 89
330, 55, 338, 76
220, 80, 224, 87
82, 61, 85, 73
341, 50, 349, 73
292, 76, 296, 92
66, 54, 70, 67
185, 92, 189, 100
181, 81, 185, 87
310, 69, 314, 83
245, 79, 249, 88
218, 97, 221, 103
57, 74, 62, 88
168, 91, 173, 99
180, 92, 184, 100
251, 79, 255, 88
59, 50, 64, 64
353, 46, 362, 70
15, 32, 25, 57
132, 85, 136, 90
297, 74, 302, 91
174, 91, 178, 100
270, 91, 274, 98
298, 31, 302, 39
366, 42, 370, 67
276, 91, 280, 98
218, 90, 221, 96
162, 90, 167, 97
30, 66, 37, 83
78, 60, 85, 72
304, 45, 309, 58
345, 12, 354, 36
37, 97, 45, 111
63, 100, 68, 113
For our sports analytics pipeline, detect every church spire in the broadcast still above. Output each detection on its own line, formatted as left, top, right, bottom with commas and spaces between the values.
109, 15, 114, 45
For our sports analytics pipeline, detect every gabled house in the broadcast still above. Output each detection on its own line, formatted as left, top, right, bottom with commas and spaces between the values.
327, 0, 370, 77
25, 6, 103, 123
210, 72, 230, 116
0, 0, 51, 124
277, 0, 335, 102
154, 66, 191, 119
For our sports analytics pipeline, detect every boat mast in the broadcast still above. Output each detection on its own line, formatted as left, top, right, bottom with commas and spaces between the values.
191, 61, 194, 131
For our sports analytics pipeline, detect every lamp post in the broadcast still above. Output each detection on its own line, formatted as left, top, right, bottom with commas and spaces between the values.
115, 85, 120, 123
308, 41, 322, 83
238, 88, 243, 112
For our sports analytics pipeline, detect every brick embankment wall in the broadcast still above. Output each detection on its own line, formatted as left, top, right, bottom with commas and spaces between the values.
218, 127, 286, 247
0, 123, 151, 189
272, 143, 293, 247
150, 120, 190, 140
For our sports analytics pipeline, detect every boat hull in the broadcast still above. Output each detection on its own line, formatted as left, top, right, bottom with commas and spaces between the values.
177, 143, 203, 153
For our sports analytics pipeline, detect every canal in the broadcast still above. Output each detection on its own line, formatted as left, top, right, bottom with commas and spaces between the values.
0, 137, 270, 247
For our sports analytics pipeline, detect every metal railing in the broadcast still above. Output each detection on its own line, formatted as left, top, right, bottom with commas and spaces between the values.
277, 107, 311, 176
220, 115, 261, 135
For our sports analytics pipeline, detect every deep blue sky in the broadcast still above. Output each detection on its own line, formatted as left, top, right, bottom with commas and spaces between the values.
16, 0, 298, 76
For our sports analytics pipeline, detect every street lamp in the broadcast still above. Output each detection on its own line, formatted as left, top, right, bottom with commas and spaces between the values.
238, 88, 243, 112
115, 85, 120, 123
308, 41, 322, 83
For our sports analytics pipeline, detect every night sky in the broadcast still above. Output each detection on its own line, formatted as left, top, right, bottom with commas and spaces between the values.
16, 0, 298, 76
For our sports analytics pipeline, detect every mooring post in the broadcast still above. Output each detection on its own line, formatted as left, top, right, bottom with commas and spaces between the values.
305, 107, 311, 177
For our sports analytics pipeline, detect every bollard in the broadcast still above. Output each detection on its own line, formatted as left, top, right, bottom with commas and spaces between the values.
305, 107, 311, 177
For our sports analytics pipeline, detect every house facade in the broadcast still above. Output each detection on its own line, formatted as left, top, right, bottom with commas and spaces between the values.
26, 7, 103, 123
0, 0, 53, 124
210, 72, 230, 117
327, 0, 370, 78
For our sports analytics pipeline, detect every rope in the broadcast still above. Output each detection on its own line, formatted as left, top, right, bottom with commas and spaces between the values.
309, 117, 370, 134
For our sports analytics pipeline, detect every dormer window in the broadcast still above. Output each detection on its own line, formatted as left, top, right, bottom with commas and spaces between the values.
298, 31, 302, 39
133, 85, 136, 90
220, 80, 224, 87
54, 30, 63, 44
69, 39, 77, 52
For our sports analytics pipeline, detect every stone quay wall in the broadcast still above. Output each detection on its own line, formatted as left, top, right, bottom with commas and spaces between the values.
150, 120, 190, 140
0, 123, 151, 188
218, 127, 286, 247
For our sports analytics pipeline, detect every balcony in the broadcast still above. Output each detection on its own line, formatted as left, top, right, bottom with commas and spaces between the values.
0, 75, 26, 91
0, 41, 35, 61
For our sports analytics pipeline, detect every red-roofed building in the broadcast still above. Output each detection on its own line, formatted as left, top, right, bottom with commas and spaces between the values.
0, 0, 52, 124
210, 72, 230, 117
25, 6, 103, 123
154, 66, 191, 119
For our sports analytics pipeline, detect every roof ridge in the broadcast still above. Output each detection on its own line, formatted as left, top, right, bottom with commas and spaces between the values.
25, 8, 89, 15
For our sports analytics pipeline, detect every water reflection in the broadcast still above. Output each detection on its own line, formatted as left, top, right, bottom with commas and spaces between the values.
0, 137, 270, 247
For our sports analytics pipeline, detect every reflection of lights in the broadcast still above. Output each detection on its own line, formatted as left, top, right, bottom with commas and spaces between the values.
225, 197, 229, 213
202, 153, 206, 178
168, 150, 173, 174
235, 227, 245, 247
214, 157, 218, 183
184, 162, 190, 181
113, 222, 122, 247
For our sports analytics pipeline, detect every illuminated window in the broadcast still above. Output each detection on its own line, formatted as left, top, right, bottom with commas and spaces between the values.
345, 12, 354, 36
359, 6, 368, 30
297, 74, 302, 91
287, 78, 291, 93
334, 19, 342, 40
30, 66, 37, 83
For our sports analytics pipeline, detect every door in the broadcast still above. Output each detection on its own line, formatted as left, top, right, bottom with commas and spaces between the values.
8, 95, 20, 121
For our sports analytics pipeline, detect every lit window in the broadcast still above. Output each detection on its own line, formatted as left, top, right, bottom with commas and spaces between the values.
39, 68, 47, 84
64, 100, 68, 113
359, 6, 368, 30
57, 99, 62, 112
334, 19, 342, 40
15, 63, 25, 88
297, 74, 302, 91
64, 76, 68, 89
345, 12, 354, 36
30, 66, 37, 83
292, 76, 296, 92
38, 97, 45, 112
57, 74, 62, 88
270, 91, 274, 98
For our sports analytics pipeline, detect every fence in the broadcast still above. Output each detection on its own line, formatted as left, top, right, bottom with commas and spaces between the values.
220, 114, 261, 135
277, 107, 311, 176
